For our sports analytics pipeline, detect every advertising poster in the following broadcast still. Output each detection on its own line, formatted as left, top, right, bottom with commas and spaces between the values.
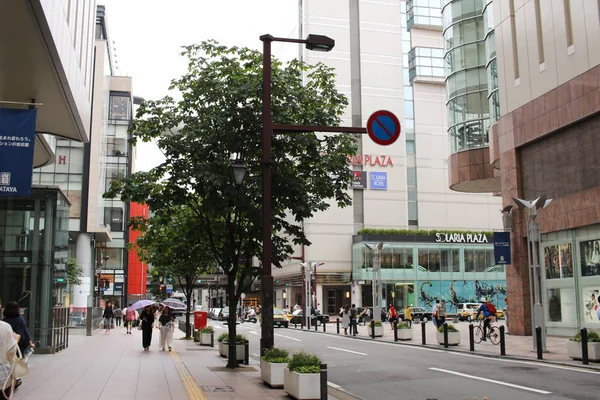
416, 280, 506, 314
369, 171, 387, 190
582, 287, 600, 322
580, 239, 600, 277
351, 171, 366, 189
544, 245, 560, 279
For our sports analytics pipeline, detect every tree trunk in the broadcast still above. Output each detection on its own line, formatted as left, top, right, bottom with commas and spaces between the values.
185, 280, 193, 339
226, 273, 240, 368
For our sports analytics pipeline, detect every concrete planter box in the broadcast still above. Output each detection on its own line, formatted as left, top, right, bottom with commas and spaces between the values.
369, 325, 384, 337
218, 342, 246, 360
397, 328, 413, 341
436, 330, 460, 345
200, 333, 213, 346
283, 367, 320, 399
567, 341, 600, 362
261, 359, 286, 387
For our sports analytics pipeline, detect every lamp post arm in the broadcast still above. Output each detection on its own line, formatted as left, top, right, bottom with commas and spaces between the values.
272, 124, 366, 135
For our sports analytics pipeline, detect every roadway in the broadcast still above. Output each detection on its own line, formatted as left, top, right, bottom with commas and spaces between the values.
210, 321, 600, 400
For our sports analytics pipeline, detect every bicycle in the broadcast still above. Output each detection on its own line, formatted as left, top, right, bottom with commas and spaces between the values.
473, 319, 500, 344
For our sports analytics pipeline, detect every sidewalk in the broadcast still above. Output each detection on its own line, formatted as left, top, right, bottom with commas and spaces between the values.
11, 324, 343, 400
295, 318, 600, 368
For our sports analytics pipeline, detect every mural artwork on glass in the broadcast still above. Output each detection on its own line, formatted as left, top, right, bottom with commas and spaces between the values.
544, 245, 560, 279
582, 287, 600, 322
559, 244, 574, 278
417, 280, 506, 314
580, 240, 600, 277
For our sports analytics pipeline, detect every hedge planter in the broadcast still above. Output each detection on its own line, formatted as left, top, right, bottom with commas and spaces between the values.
261, 359, 286, 387
218, 342, 246, 361
397, 328, 413, 341
284, 367, 320, 399
368, 324, 384, 337
436, 330, 460, 345
567, 341, 600, 362
200, 333, 213, 346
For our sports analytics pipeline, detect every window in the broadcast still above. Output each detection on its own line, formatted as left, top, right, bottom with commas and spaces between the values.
418, 248, 441, 272
464, 248, 496, 272
103, 248, 124, 270
104, 207, 123, 232
407, 0, 443, 30
109, 95, 131, 120
408, 202, 418, 220
408, 47, 445, 82
441, 248, 460, 272
407, 167, 417, 186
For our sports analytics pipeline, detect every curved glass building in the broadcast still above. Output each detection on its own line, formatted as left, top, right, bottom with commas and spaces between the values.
442, 0, 489, 153
483, 0, 499, 123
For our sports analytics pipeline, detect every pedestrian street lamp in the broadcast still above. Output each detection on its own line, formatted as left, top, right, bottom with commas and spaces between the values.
513, 195, 552, 352
259, 33, 367, 355
364, 242, 384, 323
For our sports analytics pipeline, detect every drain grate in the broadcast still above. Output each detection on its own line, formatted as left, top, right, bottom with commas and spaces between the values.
201, 385, 234, 392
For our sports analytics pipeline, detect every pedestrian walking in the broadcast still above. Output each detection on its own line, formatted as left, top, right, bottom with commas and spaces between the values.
404, 304, 412, 328
2, 301, 34, 394
125, 303, 137, 334
340, 304, 351, 335
103, 301, 114, 333
350, 304, 358, 336
113, 307, 122, 327
140, 305, 155, 351
431, 300, 440, 328
438, 300, 447, 326
388, 305, 398, 330
0, 315, 19, 400
358, 305, 370, 325
158, 306, 175, 351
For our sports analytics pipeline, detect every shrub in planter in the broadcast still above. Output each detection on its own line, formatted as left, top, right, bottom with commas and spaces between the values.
368, 320, 384, 337
436, 324, 460, 345
567, 330, 600, 361
217, 332, 228, 343
397, 322, 412, 340
218, 333, 248, 359
284, 352, 322, 399
261, 348, 290, 387
199, 326, 214, 345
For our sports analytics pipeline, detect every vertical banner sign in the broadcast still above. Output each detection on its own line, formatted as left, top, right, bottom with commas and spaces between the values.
0, 108, 37, 197
493, 231, 512, 265
301, 265, 306, 314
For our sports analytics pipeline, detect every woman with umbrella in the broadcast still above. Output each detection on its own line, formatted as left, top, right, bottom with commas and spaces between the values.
140, 305, 155, 351
158, 306, 175, 351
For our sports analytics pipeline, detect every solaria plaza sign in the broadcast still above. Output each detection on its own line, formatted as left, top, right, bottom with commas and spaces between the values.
347, 154, 394, 167
435, 232, 489, 244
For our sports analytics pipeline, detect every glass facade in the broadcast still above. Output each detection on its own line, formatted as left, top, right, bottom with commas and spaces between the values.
483, 0, 500, 123
352, 235, 506, 314
407, 0, 443, 30
442, 0, 490, 153
408, 47, 445, 82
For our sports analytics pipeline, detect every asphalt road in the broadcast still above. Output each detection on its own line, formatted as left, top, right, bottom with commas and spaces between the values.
210, 320, 600, 400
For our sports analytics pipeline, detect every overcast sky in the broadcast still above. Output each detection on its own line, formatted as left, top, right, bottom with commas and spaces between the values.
99, 0, 300, 171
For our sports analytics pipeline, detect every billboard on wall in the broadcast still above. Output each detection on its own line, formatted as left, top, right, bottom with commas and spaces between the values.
580, 239, 600, 277
544, 243, 574, 279
416, 280, 507, 314
0, 108, 37, 197
351, 171, 366, 189
369, 171, 387, 190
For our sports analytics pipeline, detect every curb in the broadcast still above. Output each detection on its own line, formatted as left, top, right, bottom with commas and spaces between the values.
287, 325, 600, 372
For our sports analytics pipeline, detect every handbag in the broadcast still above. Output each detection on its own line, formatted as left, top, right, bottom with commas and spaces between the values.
137, 321, 143, 331
2, 346, 29, 399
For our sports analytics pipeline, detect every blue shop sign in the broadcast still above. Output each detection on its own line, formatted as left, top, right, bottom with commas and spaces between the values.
0, 108, 37, 197
493, 231, 512, 265
370, 171, 387, 190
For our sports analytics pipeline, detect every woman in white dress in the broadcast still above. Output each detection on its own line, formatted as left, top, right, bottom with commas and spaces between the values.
340, 304, 351, 336
0, 319, 19, 400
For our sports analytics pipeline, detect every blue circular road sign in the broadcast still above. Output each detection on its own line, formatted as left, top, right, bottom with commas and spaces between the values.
367, 110, 401, 146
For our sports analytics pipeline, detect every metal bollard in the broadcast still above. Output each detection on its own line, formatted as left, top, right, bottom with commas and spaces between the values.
371, 321, 375, 339
336, 318, 340, 334
394, 321, 398, 342
581, 328, 589, 365
244, 341, 249, 365
421, 321, 426, 345
315, 319, 318, 332
500, 325, 506, 356
323, 320, 326, 332
443, 323, 449, 348
211, 332, 214, 348
295, 320, 297, 329
536, 326, 543, 360
469, 324, 474, 351
320, 363, 328, 400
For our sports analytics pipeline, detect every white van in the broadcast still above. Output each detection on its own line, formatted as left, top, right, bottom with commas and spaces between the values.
457, 303, 480, 321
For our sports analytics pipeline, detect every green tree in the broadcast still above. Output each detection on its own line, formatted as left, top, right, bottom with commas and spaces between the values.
105, 41, 356, 368
66, 258, 83, 288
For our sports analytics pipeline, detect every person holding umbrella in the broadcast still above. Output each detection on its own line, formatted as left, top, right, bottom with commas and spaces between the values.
158, 306, 175, 351
140, 305, 155, 351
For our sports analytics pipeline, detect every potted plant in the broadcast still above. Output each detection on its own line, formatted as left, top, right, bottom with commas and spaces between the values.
397, 322, 412, 340
218, 333, 247, 360
436, 324, 460, 345
567, 330, 600, 361
199, 326, 214, 346
284, 351, 322, 399
261, 347, 290, 388
368, 320, 384, 337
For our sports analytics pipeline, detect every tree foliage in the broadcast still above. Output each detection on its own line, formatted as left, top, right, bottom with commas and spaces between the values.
105, 41, 356, 367
66, 258, 83, 287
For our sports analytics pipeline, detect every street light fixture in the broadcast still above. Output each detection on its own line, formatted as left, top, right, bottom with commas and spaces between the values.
513, 195, 552, 352
232, 161, 247, 186
259, 33, 367, 355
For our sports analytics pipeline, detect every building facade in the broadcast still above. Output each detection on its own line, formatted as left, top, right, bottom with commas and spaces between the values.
270, 0, 503, 315
128, 202, 148, 303
448, 0, 600, 336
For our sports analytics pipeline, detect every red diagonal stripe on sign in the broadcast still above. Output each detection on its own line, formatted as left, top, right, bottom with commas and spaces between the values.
374, 117, 394, 139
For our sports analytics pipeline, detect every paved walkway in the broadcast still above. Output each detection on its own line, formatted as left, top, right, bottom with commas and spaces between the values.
11, 324, 342, 400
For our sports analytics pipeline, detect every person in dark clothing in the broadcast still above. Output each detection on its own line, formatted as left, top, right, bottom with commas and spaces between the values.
140, 305, 155, 351
1, 301, 34, 355
102, 302, 114, 334
350, 304, 358, 336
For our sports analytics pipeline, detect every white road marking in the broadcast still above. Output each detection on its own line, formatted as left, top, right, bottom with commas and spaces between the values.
252, 353, 260, 358
248, 331, 259, 336
327, 346, 368, 356
327, 381, 342, 389
429, 367, 552, 395
275, 333, 302, 342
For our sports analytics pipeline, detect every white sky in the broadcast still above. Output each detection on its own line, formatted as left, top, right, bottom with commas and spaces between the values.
98, 0, 300, 172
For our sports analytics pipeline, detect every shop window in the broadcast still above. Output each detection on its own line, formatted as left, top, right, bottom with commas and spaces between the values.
544, 244, 574, 279
418, 248, 441, 272
441, 248, 460, 272
464, 248, 487, 272
580, 240, 600, 277
103, 248, 123, 270
104, 207, 123, 232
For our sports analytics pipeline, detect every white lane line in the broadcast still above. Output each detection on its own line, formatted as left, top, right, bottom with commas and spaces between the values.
429, 367, 552, 395
327, 381, 341, 389
248, 331, 259, 336
275, 333, 302, 342
327, 346, 368, 356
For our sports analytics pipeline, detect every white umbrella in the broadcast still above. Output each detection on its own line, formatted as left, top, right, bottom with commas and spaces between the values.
129, 299, 156, 310
161, 298, 186, 310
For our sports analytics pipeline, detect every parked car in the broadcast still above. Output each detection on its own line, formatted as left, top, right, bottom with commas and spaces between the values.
398, 306, 432, 322
218, 308, 229, 321
273, 308, 289, 328
290, 309, 330, 326
210, 308, 222, 320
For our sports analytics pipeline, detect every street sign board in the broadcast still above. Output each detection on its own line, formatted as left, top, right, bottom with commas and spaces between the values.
166, 284, 173, 294
493, 232, 511, 265
366, 110, 401, 146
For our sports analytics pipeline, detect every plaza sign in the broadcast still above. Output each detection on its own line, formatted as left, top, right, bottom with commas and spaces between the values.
347, 154, 394, 167
435, 232, 489, 244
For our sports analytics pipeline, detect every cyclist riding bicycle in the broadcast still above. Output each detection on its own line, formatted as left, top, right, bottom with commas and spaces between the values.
475, 297, 495, 341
